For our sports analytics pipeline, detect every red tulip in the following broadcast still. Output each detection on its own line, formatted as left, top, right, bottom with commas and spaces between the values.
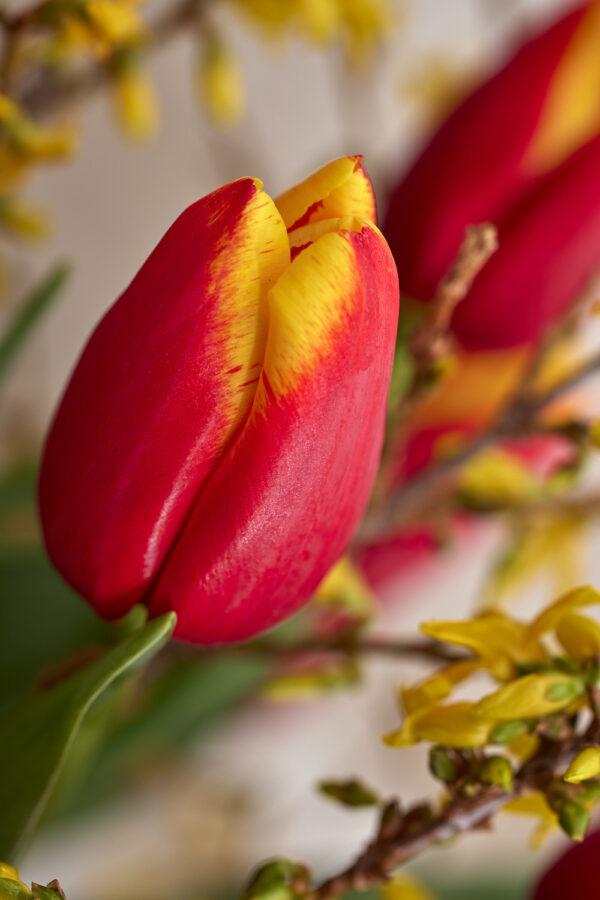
384, 0, 600, 350
531, 827, 600, 899
39, 156, 399, 644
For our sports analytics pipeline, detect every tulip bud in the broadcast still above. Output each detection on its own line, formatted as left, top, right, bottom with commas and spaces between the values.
39, 156, 399, 644
384, 1, 600, 350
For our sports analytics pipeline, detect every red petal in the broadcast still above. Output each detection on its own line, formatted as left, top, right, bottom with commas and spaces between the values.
148, 221, 399, 643
39, 179, 289, 617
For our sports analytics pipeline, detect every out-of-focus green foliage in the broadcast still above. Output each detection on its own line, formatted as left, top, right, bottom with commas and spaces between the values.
0, 264, 69, 384
0, 610, 175, 860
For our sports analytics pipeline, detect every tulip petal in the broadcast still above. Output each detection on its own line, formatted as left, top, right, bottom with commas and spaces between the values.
148, 219, 398, 643
524, 2, 600, 173
276, 155, 376, 231
383, 5, 586, 302
452, 132, 600, 348
39, 178, 290, 617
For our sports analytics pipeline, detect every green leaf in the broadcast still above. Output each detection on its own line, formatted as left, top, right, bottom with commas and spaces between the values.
0, 612, 175, 861
0, 264, 69, 383
319, 778, 379, 807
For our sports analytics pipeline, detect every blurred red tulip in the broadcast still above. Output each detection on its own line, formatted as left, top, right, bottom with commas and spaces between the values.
39, 157, 399, 644
384, 0, 600, 350
531, 827, 600, 899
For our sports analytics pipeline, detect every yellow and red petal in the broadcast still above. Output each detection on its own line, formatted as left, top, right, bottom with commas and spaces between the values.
276, 155, 376, 232
148, 219, 399, 643
39, 178, 289, 618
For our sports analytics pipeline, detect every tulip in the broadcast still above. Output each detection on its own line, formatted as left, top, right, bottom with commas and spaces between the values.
531, 827, 600, 899
39, 156, 399, 644
384, 0, 600, 350
355, 5, 599, 590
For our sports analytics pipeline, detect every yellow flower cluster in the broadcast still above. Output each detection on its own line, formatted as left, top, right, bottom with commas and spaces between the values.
235, 0, 393, 62
385, 585, 600, 749
44, 0, 145, 60
384, 586, 600, 844
0, 94, 76, 239
0, 94, 76, 192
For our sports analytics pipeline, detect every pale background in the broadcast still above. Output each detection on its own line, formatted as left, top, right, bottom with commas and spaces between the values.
2, 0, 597, 896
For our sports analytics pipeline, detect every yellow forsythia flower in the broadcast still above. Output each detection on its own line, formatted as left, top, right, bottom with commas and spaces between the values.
556, 612, 600, 660
503, 792, 558, 848
0, 195, 49, 240
0, 93, 76, 168
485, 516, 585, 609
199, 33, 245, 127
564, 747, 600, 784
420, 613, 541, 680
384, 701, 494, 750
313, 555, 374, 621
528, 585, 600, 641
263, 660, 360, 701
113, 63, 159, 140
297, 0, 341, 41
459, 448, 542, 507
507, 733, 539, 762
338, 0, 393, 62
400, 659, 482, 716
86, 0, 143, 44
475, 672, 585, 720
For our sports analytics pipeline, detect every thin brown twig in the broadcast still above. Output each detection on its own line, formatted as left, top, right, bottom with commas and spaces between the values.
411, 223, 498, 370
375, 224, 498, 498
165, 635, 465, 666
312, 735, 581, 899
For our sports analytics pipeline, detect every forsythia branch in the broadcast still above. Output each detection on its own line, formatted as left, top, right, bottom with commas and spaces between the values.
312, 734, 584, 899
361, 346, 600, 540
4, 0, 211, 117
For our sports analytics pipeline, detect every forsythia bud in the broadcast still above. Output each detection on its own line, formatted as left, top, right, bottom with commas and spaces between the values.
429, 746, 458, 783
557, 798, 590, 841
480, 755, 513, 792
564, 747, 600, 784
38, 156, 399, 644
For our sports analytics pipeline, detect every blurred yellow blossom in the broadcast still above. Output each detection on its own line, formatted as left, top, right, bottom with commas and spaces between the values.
564, 747, 600, 784
313, 555, 375, 622
459, 448, 542, 508
53, 0, 145, 58
556, 611, 600, 660
503, 793, 559, 848
199, 32, 245, 126
484, 515, 586, 609
235, 0, 393, 60
0, 195, 50, 240
112, 55, 159, 139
